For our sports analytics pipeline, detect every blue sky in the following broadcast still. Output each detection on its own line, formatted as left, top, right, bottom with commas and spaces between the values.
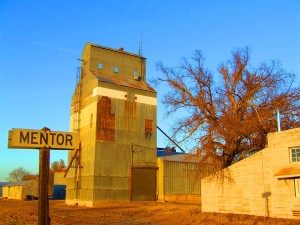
0, 0, 299, 181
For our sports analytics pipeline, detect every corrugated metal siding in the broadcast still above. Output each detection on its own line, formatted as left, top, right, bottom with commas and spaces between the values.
95, 143, 131, 176
67, 43, 157, 204
89, 43, 147, 81
92, 92, 157, 201
163, 161, 201, 195
93, 141, 131, 201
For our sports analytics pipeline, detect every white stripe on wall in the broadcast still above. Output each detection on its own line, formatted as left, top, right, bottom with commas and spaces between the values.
135, 94, 157, 106
93, 87, 127, 100
92, 87, 157, 105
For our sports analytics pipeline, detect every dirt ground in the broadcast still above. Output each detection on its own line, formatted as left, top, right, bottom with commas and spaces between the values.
0, 199, 300, 225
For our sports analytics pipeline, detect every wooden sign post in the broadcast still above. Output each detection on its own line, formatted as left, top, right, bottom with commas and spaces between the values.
39, 146, 50, 224
8, 127, 79, 225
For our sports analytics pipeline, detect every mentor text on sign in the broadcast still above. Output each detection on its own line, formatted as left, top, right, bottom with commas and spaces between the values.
8, 128, 79, 150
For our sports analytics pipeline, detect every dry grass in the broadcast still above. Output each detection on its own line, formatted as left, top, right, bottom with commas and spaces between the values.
0, 199, 299, 225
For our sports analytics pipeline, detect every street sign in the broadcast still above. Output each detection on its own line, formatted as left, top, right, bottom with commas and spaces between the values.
8, 127, 80, 225
8, 128, 79, 150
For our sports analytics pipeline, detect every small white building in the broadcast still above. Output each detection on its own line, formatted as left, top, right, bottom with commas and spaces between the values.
202, 128, 300, 219
2, 180, 38, 200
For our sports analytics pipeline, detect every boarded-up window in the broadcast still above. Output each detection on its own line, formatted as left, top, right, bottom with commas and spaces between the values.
96, 97, 115, 142
145, 119, 153, 134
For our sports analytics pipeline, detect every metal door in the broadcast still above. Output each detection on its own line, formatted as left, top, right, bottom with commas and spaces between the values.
131, 167, 157, 201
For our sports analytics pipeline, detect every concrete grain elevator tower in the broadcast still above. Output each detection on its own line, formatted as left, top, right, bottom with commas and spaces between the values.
65, 43, 157, 206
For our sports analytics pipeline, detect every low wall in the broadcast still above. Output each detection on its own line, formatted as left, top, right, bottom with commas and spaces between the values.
157, 194, 201, 204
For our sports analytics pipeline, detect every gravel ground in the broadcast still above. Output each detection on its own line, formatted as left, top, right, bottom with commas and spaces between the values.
0, 199, 299, 225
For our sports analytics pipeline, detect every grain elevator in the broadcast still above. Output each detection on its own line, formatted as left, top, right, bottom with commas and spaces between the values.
65, 43, 157, 206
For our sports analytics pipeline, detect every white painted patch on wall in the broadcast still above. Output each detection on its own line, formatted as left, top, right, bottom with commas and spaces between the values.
93, 87, 127, 100
135, 94, 157, 106
92, 87, 156, 105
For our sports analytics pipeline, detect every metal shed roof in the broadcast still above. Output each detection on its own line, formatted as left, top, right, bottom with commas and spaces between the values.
0, 182, 10, 187
92, 72, 156, 93
159, 154, 200, 163
2, 180, 34, 187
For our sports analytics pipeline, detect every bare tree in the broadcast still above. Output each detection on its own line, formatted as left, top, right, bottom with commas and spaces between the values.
22, 174, 39, 181
51, 159, 66, 172
48, 159, 66, 194
156, 47, 300, 173
9, 167, 34, 182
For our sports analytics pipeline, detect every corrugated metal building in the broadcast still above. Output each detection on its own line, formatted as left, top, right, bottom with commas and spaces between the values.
202, 128, 300, 219
157, 154, 201, 203
2, 180, 38, 200
54, 171, 67, 185
66, 43, 157, 206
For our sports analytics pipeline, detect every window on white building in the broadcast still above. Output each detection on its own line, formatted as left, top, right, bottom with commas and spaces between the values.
291, 148, 300, 163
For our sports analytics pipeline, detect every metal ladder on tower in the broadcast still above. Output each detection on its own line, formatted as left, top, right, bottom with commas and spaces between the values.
64, 66, 82, 199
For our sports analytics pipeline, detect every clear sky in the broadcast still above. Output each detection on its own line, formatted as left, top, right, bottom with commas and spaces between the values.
0, 0, 299, 181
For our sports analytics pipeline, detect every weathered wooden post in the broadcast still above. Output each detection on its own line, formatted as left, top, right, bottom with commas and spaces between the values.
38, 147, 50, 225
38, 127, 51, 225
